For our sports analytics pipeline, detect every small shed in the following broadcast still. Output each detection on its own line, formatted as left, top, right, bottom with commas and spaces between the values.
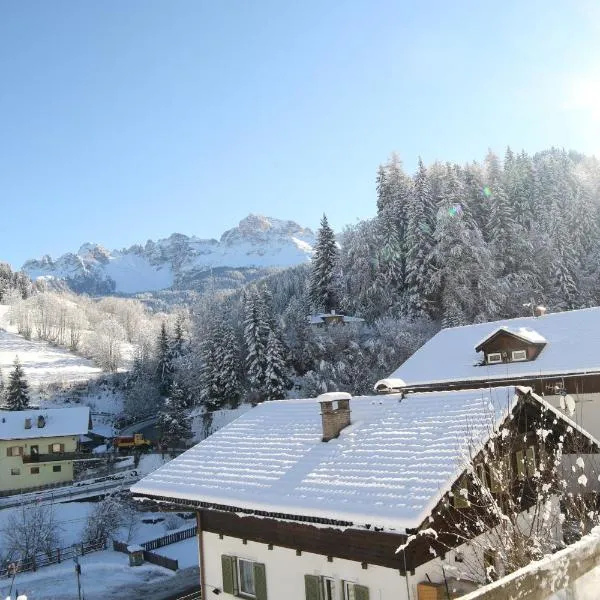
127, 544, 145, 567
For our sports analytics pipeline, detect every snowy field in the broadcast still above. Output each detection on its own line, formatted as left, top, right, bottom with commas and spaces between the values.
0, 305, 101, 390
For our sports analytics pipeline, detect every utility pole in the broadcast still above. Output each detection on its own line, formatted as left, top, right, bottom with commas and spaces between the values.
74, 556, 82, 600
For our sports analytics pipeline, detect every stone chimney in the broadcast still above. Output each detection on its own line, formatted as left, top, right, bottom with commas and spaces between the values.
534, 305, 547, 317
318, 392, 352, 442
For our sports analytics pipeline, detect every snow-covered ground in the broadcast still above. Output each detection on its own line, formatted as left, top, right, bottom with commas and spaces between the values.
0, 550, 175, 600
152, 537, 198, 569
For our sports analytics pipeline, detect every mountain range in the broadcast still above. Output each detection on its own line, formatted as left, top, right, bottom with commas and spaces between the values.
22, 215, 315, 295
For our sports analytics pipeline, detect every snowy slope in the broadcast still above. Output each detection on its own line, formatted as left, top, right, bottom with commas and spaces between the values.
0, 306, 101, 390
22, 215, 315, 294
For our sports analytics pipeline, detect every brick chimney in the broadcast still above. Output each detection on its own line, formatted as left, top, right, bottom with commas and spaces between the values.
318, 392, 352, 442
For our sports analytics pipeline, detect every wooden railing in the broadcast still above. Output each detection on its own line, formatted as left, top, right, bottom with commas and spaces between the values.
141, 526, 197, 551
459, 526, 600, 600
0, 540, 105, 577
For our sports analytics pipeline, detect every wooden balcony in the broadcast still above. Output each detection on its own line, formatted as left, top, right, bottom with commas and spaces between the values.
22, 452, 89, 464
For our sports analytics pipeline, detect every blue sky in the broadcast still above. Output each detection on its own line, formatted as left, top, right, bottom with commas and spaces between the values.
1, 1, 599, 268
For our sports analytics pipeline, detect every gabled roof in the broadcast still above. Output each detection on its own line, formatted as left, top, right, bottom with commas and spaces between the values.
474, 326, 547, 352
308, 313, 365, 325
0, 407, 90, 440
386, 307, 600, 389
131, 386, 595, 532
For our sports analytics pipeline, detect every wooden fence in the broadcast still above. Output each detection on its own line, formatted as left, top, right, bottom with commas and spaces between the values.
112, 540, 179, 571
0, 540, 106, 577
141, 526, 197, 551
459, 526, 600, 600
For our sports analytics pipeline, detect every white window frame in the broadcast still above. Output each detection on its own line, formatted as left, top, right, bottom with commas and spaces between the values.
237, 558, 256, 598
344, 582, 356, 600
487, 352, 502, 364
51, 443, 62, 453
511, 350, 527, 362
322, 576, 336, 600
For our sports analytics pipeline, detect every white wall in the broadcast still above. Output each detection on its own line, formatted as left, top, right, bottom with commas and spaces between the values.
203, 531, 409, 600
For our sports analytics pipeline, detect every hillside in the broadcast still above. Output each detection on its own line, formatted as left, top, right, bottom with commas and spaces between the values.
0, 305, 101, 391
22, 214, 315, 295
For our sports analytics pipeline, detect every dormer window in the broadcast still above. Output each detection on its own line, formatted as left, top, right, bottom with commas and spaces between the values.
37, 416, 46, 428
511, 350, 527, 362
487, 353, 502, 364
24, 418, 32, 429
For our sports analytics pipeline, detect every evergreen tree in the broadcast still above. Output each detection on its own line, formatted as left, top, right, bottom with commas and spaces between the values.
158, 383, 193, 449
200, 317, 242, 409
309, 214, 339, 313
171, 315, 186, 360
264, 329, 288, 401
5, 357, 30, 411
405, 157, 437, 316
156, 322, 173, 395
243, 287, 270, 396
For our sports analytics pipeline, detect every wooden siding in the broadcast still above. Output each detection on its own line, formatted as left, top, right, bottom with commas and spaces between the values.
199, 509, 408, 571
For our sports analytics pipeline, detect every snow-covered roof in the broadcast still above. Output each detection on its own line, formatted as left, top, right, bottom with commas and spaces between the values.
474, 325, 547, 351
308, 313, 365, 325
387, 307, 600, 388
132, 386, 586, 531
0, 406, 90, 440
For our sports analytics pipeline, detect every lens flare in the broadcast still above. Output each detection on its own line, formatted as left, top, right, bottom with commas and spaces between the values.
448, 203, 463, 217
482, 186, 492, 198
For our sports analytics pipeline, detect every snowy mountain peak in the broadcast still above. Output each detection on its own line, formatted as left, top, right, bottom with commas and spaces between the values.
221, 214, 314, 246
22, 215, 315, 295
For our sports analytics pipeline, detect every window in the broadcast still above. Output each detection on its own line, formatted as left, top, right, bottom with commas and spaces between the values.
305, 575, 336, 600
30, 445, 39, 456
322, 577, 335, 600
526, 446, 536, 476
343, 581, 369, 600
7, 446, 23, 457
512, 350, 527, 361
10, 468, 20, 476
49, 443, 64, 453
221, 555, 267, 600
238, 559, 256, 597
53, 465, 62, 473
476, 463, 489, 488
452, 475, 470, 508
24, 418, 32, 429
515, 450, 525, 477
483, 550, 498, 582
487, 352, 502, 364
31, 467, 40, 474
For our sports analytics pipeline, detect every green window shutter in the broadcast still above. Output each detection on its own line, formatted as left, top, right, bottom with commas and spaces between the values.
515, 450, 525, 477
254, 562, 268, 600
526, 446, 536, 476
354, 585, 369, 600
221, 555, 236, 595
304, 574, 321, 600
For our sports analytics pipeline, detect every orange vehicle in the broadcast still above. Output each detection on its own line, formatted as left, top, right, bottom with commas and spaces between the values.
113, 433, 152, 452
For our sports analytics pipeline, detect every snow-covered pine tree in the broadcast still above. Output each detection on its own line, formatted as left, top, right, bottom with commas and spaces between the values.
264, 329, 288, 401
158, 383, 192, 449
5, 357, 30, 411
213, 318, 242, 408
171, 314, 186, 360
156, 321, 173, 395
405, 157, 437, 316
243, 287, 270, 398
309, 214, 339, 313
